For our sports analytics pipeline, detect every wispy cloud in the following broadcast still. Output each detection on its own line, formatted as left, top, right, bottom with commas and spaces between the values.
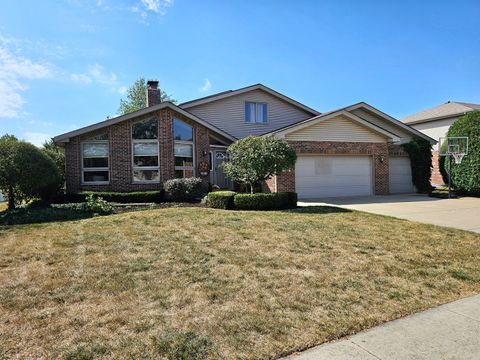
117, 85, 128, 94
71, 63, 117, 86
130, 0, 173, 22
23, 131, 51, 146
0, 45, 52, 118
200, 78, 212, 92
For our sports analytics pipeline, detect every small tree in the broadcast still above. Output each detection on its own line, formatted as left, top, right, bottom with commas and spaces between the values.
42, 138, 65, 187
223, 136, 297, 194
0, 135, 61, 209
118, 77, 176, 115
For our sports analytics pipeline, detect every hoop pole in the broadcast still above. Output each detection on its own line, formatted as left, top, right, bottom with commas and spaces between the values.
448, 154, 452, 199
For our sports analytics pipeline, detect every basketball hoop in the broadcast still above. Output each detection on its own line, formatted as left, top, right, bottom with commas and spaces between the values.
452, 152, 465, 164
438, 136, 469, 198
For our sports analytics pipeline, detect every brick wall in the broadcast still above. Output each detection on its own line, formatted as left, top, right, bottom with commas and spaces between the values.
263, 141, 393, 195
65, 108, 211, 193
430, 151, 445, 185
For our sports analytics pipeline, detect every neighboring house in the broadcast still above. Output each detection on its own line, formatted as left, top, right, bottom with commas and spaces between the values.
401, 101, 480, 185
54, 81, 434, 200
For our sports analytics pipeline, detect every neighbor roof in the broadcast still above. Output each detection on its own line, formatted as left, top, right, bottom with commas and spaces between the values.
53, 102, 237, 144
179, 83, 320, 116
402, 101, 480, 125
266, 102, 436, 144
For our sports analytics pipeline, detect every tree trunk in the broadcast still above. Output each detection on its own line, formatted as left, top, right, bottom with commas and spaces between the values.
250, 183, 254, 194
8, 185, 15, 210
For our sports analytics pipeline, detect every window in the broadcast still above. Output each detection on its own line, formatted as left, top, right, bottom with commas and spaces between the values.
245, 102, 268, 123
173, 118, 194, 178
132, 118, 160, 182
82, 136, 109, 184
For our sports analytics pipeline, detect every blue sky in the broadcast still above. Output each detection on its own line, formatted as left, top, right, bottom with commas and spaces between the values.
1, 0, 479, 145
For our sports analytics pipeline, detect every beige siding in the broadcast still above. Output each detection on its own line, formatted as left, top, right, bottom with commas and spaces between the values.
411, 116, 458, 150
285, 115, 387, 142
351, 108, 413, 141
183, 89, 314, 138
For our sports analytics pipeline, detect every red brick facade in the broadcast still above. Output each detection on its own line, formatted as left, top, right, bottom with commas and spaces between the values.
263, 141, 411, 195
65, 108, 212, 193
430, 151, 445, 185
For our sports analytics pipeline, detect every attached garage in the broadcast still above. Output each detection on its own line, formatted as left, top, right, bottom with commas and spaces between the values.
389, 157, 414, 194
295, 155, 373, 199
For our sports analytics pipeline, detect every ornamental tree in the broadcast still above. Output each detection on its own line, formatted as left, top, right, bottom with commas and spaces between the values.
0, 135, 61, 210
223, 136, 297, 194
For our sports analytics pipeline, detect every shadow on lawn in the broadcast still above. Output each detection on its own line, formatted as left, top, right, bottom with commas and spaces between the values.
286, 206, 352, 214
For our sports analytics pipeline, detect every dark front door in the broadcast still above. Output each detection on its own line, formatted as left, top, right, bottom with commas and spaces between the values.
214, 150, 229, 188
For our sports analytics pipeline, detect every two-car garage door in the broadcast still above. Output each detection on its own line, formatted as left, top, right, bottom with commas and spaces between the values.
295, 155, 373, 199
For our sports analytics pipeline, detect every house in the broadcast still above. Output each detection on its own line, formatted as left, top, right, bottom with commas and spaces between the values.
54, 81, 434, 200
401, 101, 480, 185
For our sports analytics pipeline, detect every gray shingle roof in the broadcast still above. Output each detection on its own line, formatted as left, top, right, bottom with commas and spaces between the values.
402, 101, 480, 124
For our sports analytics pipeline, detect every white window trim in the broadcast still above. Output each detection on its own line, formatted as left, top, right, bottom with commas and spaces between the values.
245, 101, 269, 124
81, 140, 110, 185
131, 121, 160, 184
173, 118, 195, 177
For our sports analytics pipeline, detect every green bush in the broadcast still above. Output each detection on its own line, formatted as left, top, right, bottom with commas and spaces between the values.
52, 190, 164, 204
84, 194, 115, 215
233, 192, 297, 210
0, 204, 92, 225
401, 138, 433, 193
205, 191, 236, 209
164, 177, 204, 201
441, 111, 480, 195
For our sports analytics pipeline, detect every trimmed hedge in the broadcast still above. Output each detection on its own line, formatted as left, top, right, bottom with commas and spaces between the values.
164, 177, 203, 201
205, 191, 236, 209
52, 190, 164, 204
234, 192, 297, 210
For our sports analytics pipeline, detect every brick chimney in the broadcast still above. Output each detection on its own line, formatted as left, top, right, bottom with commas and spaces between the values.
146, 80, 161, 107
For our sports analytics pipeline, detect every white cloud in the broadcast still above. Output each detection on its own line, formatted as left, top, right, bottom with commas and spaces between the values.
0, 46, 52, 118
70, 63, 117, 87
131, 0, 173, 21
23, 132, 51, 147
200, 78, 212, 92
117, 85, 127, 94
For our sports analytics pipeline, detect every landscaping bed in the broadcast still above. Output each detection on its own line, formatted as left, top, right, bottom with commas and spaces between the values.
0, 207, 479, 359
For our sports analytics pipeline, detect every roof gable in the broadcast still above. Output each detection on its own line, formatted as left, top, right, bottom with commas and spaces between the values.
402, 101, 480, 125
179, 83, 319, 116
53, 102, 236, 144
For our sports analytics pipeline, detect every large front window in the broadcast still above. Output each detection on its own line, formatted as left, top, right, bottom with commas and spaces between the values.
132, 118, 160, 182
82, 136, 109, 184
173, 118, 194, 178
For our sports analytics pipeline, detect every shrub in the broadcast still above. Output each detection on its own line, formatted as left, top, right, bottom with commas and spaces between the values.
84, 194, 115, 215
164, 177, 203, 201
205, 191, 236, 209
401, 138, 433, 193
0, 204, 92, 225
233, 192, 297, 210
51, 190, 164, 204
441, 111, 480, 195
0, 135, 61, 209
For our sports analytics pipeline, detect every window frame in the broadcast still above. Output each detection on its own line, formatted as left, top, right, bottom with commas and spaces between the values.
131, 118, 160, 184
81, 140, 110, 185
173, 118, 195, 178
245, 101, 268, 124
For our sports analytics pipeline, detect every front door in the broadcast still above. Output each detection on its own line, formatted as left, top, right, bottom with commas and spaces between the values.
214, 150, 229, 189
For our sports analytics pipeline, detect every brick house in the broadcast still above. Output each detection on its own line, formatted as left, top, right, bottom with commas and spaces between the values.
54, 82, 434, 199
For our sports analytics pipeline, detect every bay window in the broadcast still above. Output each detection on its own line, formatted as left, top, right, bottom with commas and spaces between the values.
132, 118, 160, 182
173, 118, 194, 178
82, 136, 109, 184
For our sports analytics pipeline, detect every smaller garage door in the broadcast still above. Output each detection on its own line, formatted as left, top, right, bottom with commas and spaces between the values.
389, 157, 414, 194
295, 155, 373, 199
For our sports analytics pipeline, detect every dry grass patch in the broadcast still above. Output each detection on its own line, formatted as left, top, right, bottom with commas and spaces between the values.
0, 206, 479, 359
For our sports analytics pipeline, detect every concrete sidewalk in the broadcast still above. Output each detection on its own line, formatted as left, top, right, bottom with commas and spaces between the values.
284, 294, 480, 360
298, 194, 480, 233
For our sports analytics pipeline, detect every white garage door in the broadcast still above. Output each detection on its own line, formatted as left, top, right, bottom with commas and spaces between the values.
295, 155, 373, 199
389, 157, 414, 194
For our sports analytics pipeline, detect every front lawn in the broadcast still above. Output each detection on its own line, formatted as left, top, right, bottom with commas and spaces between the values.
1, 207, 479, 359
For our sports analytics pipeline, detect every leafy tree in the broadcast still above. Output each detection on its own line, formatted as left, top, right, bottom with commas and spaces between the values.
118, 77, 176, 115
0, 135, 61, 210
41, 138, 66, 195
223, 136, 297, 194
441, 110, 480, 194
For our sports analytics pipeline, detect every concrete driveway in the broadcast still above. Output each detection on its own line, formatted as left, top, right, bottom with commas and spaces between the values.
298, 194, 480, 233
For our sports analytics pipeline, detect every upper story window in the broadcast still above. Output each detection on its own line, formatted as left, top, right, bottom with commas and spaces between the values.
132, 118, 160, 183
173, 118, 194, 178
245, 102, 268, 123
81, 134, 109, 184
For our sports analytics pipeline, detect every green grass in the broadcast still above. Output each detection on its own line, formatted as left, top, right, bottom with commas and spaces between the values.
0, 206, 479, 359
